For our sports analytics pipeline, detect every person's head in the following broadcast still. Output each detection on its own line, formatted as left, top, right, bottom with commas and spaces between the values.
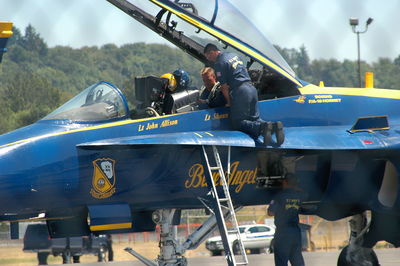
203, 43, 220, 63
173, 68, 190, 90
201, 67, 217, 90
160, 73, 177, 92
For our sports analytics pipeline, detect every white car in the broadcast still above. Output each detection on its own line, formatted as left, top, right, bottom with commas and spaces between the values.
205, 224, 275, 256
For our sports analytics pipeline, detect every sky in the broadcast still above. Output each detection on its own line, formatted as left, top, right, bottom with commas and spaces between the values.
1, 0, 399, 63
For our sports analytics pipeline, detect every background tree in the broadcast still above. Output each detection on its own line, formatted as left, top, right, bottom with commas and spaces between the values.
0, 71, 65, 133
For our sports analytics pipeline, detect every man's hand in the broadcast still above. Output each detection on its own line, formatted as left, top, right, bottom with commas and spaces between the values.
198, 99, 208, 104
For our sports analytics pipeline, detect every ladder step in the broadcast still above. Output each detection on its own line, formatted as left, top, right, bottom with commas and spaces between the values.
202, 145, 248, 265
220, 205, 230, 210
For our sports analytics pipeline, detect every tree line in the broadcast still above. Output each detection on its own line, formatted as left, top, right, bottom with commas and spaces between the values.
0, 25, 399, 134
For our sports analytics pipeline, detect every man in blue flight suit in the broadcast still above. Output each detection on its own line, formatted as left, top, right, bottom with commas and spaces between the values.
203, 43, 284, 145
268, 175, 305, 266
198, 67, 226, 109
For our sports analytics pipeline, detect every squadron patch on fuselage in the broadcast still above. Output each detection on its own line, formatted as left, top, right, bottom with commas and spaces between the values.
90, 158, 116, 199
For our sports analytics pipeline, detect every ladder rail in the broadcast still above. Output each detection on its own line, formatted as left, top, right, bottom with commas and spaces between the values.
201, 145, 248, 266
211, 146, 248, 264
201, 145, 236, 266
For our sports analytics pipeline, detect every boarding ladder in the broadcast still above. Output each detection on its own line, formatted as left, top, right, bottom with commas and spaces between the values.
201, 145, 248, 266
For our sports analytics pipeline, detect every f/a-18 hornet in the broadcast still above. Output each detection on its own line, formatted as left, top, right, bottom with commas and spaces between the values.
1, 1, 399, 265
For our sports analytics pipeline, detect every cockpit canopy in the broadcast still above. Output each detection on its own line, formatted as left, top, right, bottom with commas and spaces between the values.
42, 82, 129, 122
43, 0, 304, 123
118, 0, 301, 99
134, 0, 302, 87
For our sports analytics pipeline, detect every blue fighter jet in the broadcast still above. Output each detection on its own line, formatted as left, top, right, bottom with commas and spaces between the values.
1, 1, 399, 265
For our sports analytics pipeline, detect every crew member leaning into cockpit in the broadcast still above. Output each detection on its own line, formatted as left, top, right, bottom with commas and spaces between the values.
198, 67, 226, 109
203, 43, 284, 145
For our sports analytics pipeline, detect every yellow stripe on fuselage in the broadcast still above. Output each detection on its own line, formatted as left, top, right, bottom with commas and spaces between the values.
300, 84, 400, 100
90, 222, 132, 231
2, 83, 398, 150
148, 0, 302, 88
0, 113, 182, 149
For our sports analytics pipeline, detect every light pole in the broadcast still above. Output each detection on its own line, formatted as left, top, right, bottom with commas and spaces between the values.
349, 17, 373, 88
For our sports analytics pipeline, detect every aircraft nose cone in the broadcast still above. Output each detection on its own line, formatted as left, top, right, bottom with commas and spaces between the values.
0, 142, 33, 214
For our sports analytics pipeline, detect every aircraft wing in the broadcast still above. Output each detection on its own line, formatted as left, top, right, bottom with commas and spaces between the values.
77, 126, 394, 150
78, 131, 257, 148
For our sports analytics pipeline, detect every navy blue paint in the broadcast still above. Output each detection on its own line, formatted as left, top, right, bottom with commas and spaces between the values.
0, 81, 399, 219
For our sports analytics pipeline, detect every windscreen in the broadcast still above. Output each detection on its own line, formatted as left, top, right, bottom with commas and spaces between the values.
43, 82, 128, 121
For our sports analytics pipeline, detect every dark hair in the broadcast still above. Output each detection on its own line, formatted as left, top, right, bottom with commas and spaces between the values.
204, 43, 220, 54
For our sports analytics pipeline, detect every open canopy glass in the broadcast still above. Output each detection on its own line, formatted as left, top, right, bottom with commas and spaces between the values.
142, 0, 302, 87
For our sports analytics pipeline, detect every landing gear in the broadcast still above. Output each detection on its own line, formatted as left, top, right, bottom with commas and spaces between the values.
125, 208, 229, 266
37, 252, 49, 265
125, 209, 187, 266
337, 246, 378, 266
62, 251, 71, 264
337, 213, 379, 266
73, 256, 81, 263
97, 246, 106, 262
154, 209, 187, 266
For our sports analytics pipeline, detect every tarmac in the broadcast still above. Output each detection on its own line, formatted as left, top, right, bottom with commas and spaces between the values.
76, 248, 400, 266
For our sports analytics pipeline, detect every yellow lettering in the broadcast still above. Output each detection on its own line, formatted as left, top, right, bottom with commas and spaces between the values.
185, 161, 258, 193
285, 199, 300, 210
229, 161, 240, 185
231, 171, 242, 186
146, 122, 159, 130
185, 164, 204, 188
213, 172, 221, 186
161, 119, 178, 127
315, 95, 333, 99
308, 98, 341, 104
214, 113, 229, 119
235, 170, 251, 193
248, 168, 258, 184
201, 176, 208, 187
